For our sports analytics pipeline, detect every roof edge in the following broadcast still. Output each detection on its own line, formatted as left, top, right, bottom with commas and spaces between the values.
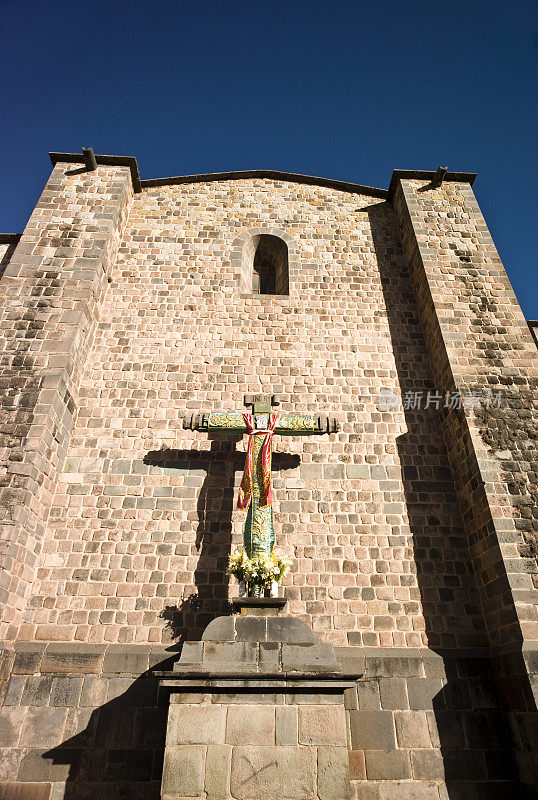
47, 153, 479, 201
49, 152, 142, 192
388, 168, 477, 199
141, 169, 388, 199
0, 233, 22, 245
48, 154, 387, 198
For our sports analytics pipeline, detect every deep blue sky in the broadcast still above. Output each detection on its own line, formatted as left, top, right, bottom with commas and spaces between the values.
1, 0, 536, 317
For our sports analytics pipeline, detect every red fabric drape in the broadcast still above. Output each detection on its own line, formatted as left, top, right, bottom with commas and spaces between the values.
237, 412, 279, 509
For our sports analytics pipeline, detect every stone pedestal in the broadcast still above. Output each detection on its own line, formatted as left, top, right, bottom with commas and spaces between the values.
157, 600, 360, 800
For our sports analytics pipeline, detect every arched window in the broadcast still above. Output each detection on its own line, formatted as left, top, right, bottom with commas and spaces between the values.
232, 229, 296, 296
252, 235, 289, 295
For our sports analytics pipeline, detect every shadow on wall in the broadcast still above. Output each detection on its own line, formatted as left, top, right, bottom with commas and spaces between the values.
43, 657, 173, 800
369, 201, 521, 797
0, 241, 18, 281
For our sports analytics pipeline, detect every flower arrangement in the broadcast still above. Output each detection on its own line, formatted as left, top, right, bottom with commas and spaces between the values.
227, 548, 251, 582
227, 549, 292, 596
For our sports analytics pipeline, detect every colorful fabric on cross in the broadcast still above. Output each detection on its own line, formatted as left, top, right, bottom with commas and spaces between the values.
237, 412, 279, 509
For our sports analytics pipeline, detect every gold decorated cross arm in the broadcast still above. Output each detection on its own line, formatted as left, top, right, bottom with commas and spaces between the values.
183, 411, 338, 435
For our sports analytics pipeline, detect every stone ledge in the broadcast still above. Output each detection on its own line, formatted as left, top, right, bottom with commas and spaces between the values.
231, 597, 287, 611
1, 642, 177, 677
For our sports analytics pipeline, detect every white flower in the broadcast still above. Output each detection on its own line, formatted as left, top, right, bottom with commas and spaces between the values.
227, 549, 294, 587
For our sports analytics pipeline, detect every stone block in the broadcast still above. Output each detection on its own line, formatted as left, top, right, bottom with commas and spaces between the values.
170, 704, 226, 744
282, 643, 340, 672
346, 465, 370, 479
202, 641, 257, 666
379, 678, 409, 710
298, 705, 347, 745
484, 747, 519, 781
365, 655, 424, 678
19, 707, 68, 748
0, 707, 27, 747
17, 748, 75, 782
348, 749, 366, 780
106, 677, 134, 703
430, 710, 464, 748
177, 642, 203, 665
40, 646, 104, 675
287, 692, 343, 705
259, 642, 280, 671
226, 704, 275, 745
0, 783, 53, 800
350, 783, 379, 800
410, 749, 446, 780
275, 705, 298, 745
422, 653, 447, 678
406, 678, 443, 710
365, 749, 411, 780
205, 744, 231, 797
79, 676, 108, 707
63, 707, 97, 745
102, 646, 150, 674
394, 711, 432, 747
201, 616, 236, 642
377, 782, 440, 800
21, 676, 53, 706
104, 748, 154, 781
443, 749, 486, 782
317, 745, 351, 799
349, 710, 396, 750
49, 677, 83, 706
162, 745, 205, 797
150, 646, 177, 669
357, 681, 381, 710
94, 707, 135, 749
3, 676, 25, 706
118, 675, 158, 707
11, 647, 44, 675
0, 748, 24, 782
234, 616, 268, 642
267, 616, 318, 644
49, 783, 67, 800
230, 746, 316, 799
210, 691, 285, 705
131, 707, 169, 748
344, 686, 358, 710
334, 647, 365, 675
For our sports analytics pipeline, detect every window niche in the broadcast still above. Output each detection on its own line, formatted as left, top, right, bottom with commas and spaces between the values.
236, 233, 290, 296
252, 235, 289, 295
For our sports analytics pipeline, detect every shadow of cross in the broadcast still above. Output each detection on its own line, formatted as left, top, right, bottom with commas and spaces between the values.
144, 438, 300, 640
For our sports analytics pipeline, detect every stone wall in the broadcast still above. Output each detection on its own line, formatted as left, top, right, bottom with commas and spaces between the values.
391, 177, 538, 788
0, 642, 522, 800
16, 173, 482, 650
392, 177, 537, 648
0, 164, 133, 640
340, 647, 519, 799
0, 642, 170, 800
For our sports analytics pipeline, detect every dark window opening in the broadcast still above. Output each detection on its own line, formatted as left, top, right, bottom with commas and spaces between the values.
252, 235, 289, 295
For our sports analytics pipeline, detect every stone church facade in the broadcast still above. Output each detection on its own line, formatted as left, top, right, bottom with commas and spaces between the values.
0, 152, 536, 799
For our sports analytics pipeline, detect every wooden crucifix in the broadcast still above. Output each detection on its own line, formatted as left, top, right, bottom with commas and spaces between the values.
183, 395, 339, 558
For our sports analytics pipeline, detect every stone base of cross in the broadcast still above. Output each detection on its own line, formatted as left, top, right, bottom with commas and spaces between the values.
183, 395, 339, 558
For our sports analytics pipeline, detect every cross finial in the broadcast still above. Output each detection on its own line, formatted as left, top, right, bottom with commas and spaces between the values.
243, 394, 280, 415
